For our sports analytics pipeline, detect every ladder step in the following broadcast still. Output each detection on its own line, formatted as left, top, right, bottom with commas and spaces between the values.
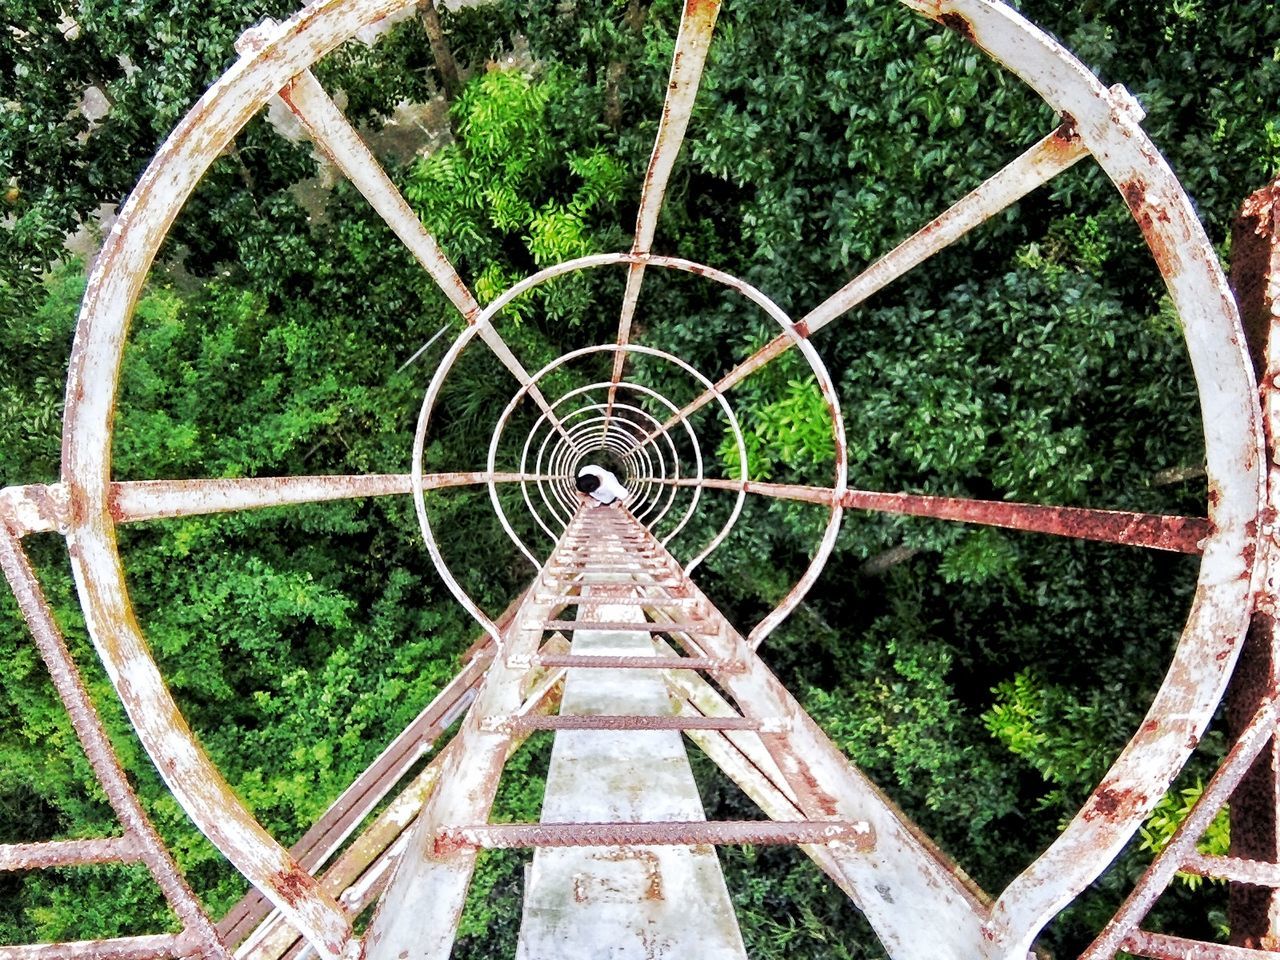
548, 564, 669, 574
534, 620, 713, 635
517, 654, 743, 673
485, 714, 787, 733
545, 578, 685, 589
435, 820, 873, 852
535, 595, 700, 608
560, 547, 660, 555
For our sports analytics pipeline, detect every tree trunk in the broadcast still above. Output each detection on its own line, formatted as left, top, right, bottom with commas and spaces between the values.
603, 0, 648, 129
417, 0, 461, 103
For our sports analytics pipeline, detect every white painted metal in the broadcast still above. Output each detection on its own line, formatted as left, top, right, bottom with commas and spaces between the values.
516, 611, 747, 960
606, 0, 723, 420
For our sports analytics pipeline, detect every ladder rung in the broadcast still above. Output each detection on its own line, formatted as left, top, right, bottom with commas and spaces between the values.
484, 714, 787, 733
435, 820, 873, 852
534, 620, 713, 635
545, 578, 684, 589
517, 654, 743, 673
548, 564, 668, 574
542, 599, 701, 610
558, 547, 655, 555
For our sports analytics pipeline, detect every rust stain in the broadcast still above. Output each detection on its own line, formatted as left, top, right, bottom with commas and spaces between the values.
683, 0, 719, 25
431, 828, 472, 859
1121, 176, 1182, 279
1056, 111, 1079, 142
1121, 178, 1146, 213
1086, 784, 1148, 823
938, 11, 975, 41
272, 867, 313, 907
840, 487, 1209, 553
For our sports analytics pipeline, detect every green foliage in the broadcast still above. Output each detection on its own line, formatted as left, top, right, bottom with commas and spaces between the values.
984, 669, 1128, 816
1139, 781, 1231, 891
404, 67, 632, 325
719, 370, 836, 482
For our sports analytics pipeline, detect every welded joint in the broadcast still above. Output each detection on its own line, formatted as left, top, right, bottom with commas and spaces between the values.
478, 715, 515, 734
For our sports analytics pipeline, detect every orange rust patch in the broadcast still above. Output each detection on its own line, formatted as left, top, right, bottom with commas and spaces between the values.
1086, 784, 1149, 822
1120, 177, 1182, 278
272, 867, 313, 907
683, 0, 720, 24
939, 12, 975, 41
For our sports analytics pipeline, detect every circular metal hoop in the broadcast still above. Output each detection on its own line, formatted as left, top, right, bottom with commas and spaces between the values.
410, 253, 847, 645
516, 381, 693, 542
56, 0, 1265, 957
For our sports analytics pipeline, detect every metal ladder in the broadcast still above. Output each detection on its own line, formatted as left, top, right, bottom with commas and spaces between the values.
363, 505, 881, 960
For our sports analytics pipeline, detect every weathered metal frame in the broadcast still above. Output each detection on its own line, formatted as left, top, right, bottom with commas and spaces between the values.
0, 0, 1258, 956
603, 0, 722, 429
0, 523, 230, 960
415, 253, 847, 646
549, 406, 669, 522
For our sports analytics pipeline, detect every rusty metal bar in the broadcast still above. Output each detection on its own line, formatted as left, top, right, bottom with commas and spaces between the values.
1121, 929, 1280, 960
490, 713, 782, 733
1182, 853, 1280, 888
1080, 698, 1280, 960
606, 0, 722, 422
897, 10, 1261, 951
649, 121, 1092, 435
0, 837, 142, 871
0, 934, 196, 960
535, 620, 711, 635
219, 591, 530, 948
250, 57, 579, 452
844, 485, 1210, 554
534, 594, 697, 608
234, 649, 568, 960
658, 476, 1211, 553
3, 473, 542, 536
362, 521, 579, 960
656, 641, 873, 905
265, 65, 478, 318
527, 654, 740, 672
546, 565, 669, 575
238, 677, 567, 960
111, 472, 532, 525
1225, 176, 1280, 947
0, 484, 66, 538
620, 511, 994, 958
217, 657, 487, 947
435, 819, 873, 851
0, 525, 230, 958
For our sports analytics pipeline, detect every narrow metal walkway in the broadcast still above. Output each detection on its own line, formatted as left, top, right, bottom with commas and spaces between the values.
516, 563, 745, 958
363, 505, 880, 960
